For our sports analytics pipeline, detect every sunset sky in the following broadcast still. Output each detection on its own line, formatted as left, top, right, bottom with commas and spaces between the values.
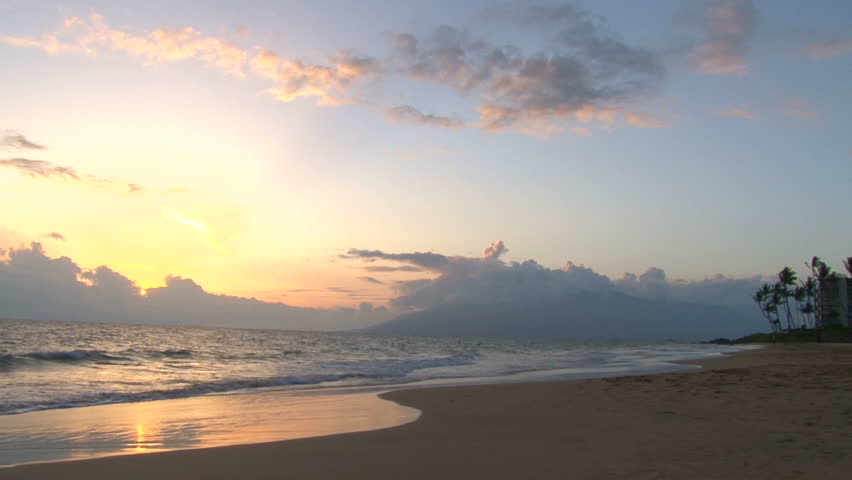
2, 0, 850, 310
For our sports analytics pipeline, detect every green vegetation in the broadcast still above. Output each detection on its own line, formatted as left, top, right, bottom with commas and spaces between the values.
729, 325, 852, 344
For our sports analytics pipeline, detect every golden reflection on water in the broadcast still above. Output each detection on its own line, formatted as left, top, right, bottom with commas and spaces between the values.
133, 424, 163, 452
136, 424, 144, 451
0, 389, 419, 466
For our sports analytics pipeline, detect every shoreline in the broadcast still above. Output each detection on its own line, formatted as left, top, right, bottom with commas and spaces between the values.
0, 344, 748, 467
3, 343, 852, 479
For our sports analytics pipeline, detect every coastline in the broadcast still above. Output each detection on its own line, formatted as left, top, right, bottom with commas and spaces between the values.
2, 343, 851, 479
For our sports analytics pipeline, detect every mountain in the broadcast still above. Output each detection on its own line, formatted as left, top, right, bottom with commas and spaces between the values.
364, 291, 764, 341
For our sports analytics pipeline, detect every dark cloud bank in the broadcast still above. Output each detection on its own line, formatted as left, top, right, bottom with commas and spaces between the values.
344, 242, 767, 341
1, 241, 767, 340
0, 243, 389, 331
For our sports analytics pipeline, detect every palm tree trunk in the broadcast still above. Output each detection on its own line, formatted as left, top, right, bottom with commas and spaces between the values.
783, 298, 793, 331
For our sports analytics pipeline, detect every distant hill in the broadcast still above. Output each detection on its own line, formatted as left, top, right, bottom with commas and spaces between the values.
364, 292, 765, 341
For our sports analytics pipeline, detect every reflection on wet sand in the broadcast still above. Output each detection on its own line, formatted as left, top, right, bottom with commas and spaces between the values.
0, 388, 419, 466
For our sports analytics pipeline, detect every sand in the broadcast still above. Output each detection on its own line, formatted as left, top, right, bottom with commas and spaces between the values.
2, 344, 851, 479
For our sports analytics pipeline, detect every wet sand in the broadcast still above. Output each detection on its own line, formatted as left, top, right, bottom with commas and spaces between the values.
2, 344, 852, 479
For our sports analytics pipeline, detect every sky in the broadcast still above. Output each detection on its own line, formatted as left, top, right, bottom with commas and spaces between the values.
1, 0, 850, 320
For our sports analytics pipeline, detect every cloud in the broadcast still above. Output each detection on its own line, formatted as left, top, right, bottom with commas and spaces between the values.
0, 131, 144, 193
251, 48, 380, 104
716, 108, 756, 119
8, 9, 668, 136
781, 98, 820, 120
343, 248, 450, 270
0, 157, 143, 194
1, 240, 771, 338
1, 30, 85, 55
804, 39, 852, 60
103, 24, 248, 77
362, 265, 423, 273
353, 242, 766, 340
45, 232, 65, 241
614, 268, 765, 312
623, 112, 668, 128
2, 14, 249, 77
389, 6, 665, 133
346, 244, 615, 311
5, 14, 380, 105
1, 132, 46, 150
357, 276, 385, 285
341, 241, 766, 315
384, 105, 464, 128
0, 242, 391, 330
0, 158, 79, 180
690, 0, 758, 75
482, 240, 507, 260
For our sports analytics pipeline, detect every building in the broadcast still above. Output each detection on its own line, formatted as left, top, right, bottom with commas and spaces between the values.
819, 277, 852, 327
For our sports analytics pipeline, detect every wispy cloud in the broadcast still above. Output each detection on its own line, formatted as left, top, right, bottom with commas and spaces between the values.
2, 14, 248, 77
362, 265, 423, 273
0, 158, 79, 180
6, 7, 670, 136
780, 98, 820, 120
804, 39, 852, 60
343, 248, 450, 270
251, 48, 380, 104
358, 276, 385, 285
716, 107, 756, 119
1, 132, 46, 150
690, 0, 758, 75
623, 112, 668, 129
384, 105, 464, 128
44, 232, 66, 241
0, 130, 143, 193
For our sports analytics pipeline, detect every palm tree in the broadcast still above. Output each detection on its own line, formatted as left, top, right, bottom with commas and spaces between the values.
812, 258, 833, 330
776, 267, 797, 330
801, 277, 817, 328
753, 283, 781, 334
793, 285, 806, 328
753, 286, 774, 334
801, 302, 815, 329
767, 289, 783, 334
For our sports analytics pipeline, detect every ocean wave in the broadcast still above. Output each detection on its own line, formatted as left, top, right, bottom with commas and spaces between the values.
0, 348, 202, 371
0, 353, 478, 415
316, 353, 478, 377
151, 349, 194, 358
0, 349, 129, 369
0, 372, 381, 415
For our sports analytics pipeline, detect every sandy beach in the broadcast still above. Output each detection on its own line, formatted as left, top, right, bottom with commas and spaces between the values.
3, 343, 851, 479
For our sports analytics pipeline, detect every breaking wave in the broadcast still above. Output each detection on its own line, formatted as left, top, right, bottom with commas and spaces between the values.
1, 353, 476, 415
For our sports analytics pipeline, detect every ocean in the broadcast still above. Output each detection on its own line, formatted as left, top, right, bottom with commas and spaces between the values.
0, 318, 748, 465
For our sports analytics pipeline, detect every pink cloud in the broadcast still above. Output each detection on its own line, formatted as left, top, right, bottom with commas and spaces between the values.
716, 108, 756, 119
691, 0, 758, 75
781, 98, 820, 120
805, 39, 852, 60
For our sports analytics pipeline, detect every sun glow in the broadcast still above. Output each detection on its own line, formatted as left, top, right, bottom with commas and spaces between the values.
162, 207, 210, 234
